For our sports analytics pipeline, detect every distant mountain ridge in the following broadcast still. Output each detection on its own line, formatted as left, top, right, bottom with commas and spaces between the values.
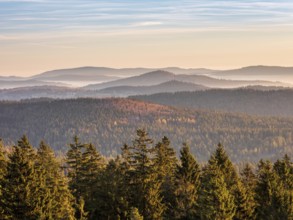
218, 65, 293, 76
98, 80, 208, 97
1, 65, 293, 89
0, 80, 208, 100
0, 79, 68, 89
85, 70, 291, 90
210, 65, 293, 84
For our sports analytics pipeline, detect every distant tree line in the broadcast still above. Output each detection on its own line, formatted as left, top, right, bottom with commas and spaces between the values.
0, 130, 292, 220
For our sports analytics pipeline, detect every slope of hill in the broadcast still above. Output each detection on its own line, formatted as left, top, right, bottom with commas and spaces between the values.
84, 70, 175, 90
211, 66, 293, 83
33, 66, 217, 79
0, 79, 68, 89
0, 98, 292, 162
98, 80, 208, 97
85, 70, 290, 90
131, 88, 293, 117
0, 80, 207, 100
0, 86, 79, 100
32, 67, 121, 82
219, 65, 293, 76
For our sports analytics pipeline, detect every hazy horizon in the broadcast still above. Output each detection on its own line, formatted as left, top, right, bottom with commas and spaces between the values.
1, 0, 293, 76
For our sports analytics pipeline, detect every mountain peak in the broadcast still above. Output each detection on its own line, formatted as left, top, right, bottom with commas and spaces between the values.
139, 70, 175, 77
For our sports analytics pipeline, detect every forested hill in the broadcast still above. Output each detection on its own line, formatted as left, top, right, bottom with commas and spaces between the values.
131, 88, 293, 117
0, 98, 292, 162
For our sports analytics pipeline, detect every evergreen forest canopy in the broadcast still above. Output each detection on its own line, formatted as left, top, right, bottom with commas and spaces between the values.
131, 88, 293, 117
0, 98, 292, 162
0, 130, 292, 220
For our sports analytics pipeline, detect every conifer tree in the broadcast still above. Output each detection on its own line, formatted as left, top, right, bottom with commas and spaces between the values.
66, 135, 89, 219
210, 143, 253, 219
241, 163, 257, 190
274, 154, 293, 190
126, 129, 165, 220
96, 158, 129, 219
273, 155, 293, 219
2, 135, 38, 219
238, 163, 257, 219
153, 136, 177, 217
36, 141, 75, 220
212, 143, 238, 189
255, 159, 292, 219
198, 159, 236, 220
173, 143, 200, 219
79, 143, 105, 218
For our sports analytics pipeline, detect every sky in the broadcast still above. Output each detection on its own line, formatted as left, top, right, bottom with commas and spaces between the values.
1, 0, 293, 76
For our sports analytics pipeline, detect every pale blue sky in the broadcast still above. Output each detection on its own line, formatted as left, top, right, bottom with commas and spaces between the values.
1, 0, 293, 75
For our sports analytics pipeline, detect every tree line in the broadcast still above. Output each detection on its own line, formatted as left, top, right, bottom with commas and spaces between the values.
0, 130, 292, 220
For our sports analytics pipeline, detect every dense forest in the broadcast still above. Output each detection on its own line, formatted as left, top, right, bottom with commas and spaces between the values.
131, 88, 293, 117
0, 98, 293, 162
0, 130, 292, 219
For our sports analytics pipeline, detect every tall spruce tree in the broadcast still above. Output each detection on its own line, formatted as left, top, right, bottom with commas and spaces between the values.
273, 155, 293, 219
255, 159, 293, 220
126, 129, 165, 220
153, 136, 177, 218
2, 136, 39, 219
79, 143, 105, 219
212, 143, 238, 189
239, 163, 257, 219
173, 143, 200, 219
66, 136, 88, 219
210, 143, 254, 219
96, 158, 129, 219
198, 157, 236, 220
274, 154, 293, 190
36, 141, 75, 220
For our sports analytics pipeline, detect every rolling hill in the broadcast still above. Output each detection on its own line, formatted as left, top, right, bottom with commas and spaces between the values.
85, 70, 290, 90
131, 88, 293, 117
210, 66, 293, 84
97, 80, 208, 97
0, 79, 68, 89
0, 98, 292, 162
0, 80, 207, 100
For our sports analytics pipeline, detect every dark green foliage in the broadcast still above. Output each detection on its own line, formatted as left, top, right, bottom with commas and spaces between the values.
66, 136, 85, 199
209, 143, 256, 219
79, 143, 105, 218
274, 154, 293, 190
66, 137, 105, 219
2, 136, 39, 219
36, 141, 75, 220
125, 129, 165, 220
96, 158, 129, 219
198, 163, 236, 220
255, 160, 293, 220
239, 164, 257, 219
211, 143, 238, 189
153, 136, 178, 217
0, 132, 292, 220
173, 144, 201, 219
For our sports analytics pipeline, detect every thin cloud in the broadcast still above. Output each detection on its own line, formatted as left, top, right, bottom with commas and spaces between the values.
131, 21, 163, 27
